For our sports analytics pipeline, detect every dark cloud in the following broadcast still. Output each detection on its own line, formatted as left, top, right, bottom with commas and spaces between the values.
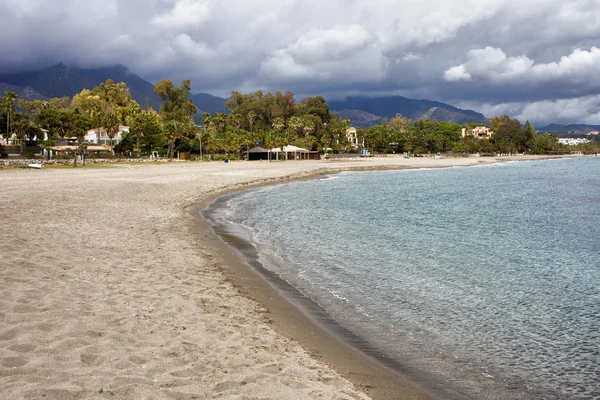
1, 0, 600, 124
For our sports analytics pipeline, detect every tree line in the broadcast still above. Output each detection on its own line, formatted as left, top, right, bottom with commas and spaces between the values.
2, 81, 599, 165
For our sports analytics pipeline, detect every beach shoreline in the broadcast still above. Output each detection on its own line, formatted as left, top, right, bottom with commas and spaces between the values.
191, 154, 582, 400
0, 155, 583, 399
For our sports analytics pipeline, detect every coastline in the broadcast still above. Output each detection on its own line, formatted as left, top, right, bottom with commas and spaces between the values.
195, 185, 443, 400
0, 155, 583, 399
191, 155, 582, 400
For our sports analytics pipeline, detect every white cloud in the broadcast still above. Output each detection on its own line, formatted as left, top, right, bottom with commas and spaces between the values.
151, 0, 212, 29
445, 46, 600, 84
2, 0, 600, 124
260, 24, 385, 84
444, 65, 471, 82
457, 96, 600, 125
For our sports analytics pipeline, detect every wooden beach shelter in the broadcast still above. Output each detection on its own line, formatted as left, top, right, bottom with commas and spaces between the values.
246, 146, 273, 160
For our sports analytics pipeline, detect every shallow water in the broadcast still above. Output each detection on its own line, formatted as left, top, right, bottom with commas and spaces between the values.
209, 157, 600, 399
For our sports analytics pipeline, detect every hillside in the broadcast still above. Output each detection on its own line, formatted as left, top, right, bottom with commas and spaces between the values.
538, 124, 600, 135
0, 83, 47, 101
0, 64, 229, 114
189, 92, 228, 114
1, 64, 493, 126
0, 64, 162, 108
333, 109, 386, 128
329, 96, 488, 126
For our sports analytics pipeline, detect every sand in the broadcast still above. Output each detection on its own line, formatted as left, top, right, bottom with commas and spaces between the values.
0, 155, 573, 399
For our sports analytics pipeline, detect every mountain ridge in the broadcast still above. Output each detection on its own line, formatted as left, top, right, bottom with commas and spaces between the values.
1, 63, 489, 126
329, 96, 488, 126
538, 123, 600, 135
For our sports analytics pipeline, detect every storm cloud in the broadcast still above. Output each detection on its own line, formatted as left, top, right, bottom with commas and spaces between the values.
1, 0, 600, 124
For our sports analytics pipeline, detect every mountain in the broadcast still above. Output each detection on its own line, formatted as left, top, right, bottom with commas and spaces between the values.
189, 93, 228, 114
0, 63, 162, 108
0, 63, 228, 114
333, 109, 386, 128
538, 123, 600, 135
329, 96, 488, 126
1, 64, 489, 126
0, 82, 47, 101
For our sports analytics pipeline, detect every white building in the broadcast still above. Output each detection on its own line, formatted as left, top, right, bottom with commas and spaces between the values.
558, 138, 590, 146
462, 126, 494, 139
85, 126, 129, 145
345, 127, 364, 148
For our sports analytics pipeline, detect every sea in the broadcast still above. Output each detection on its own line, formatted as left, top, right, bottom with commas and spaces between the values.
204, 157, 600, 399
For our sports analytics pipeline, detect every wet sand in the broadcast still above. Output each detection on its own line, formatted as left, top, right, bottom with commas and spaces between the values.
0, 155, 575, 399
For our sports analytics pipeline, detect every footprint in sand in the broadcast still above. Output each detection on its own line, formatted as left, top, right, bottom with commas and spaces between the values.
127, 355, 147, 365
213, 380, 247, 393
13, 304, 40, 313
80, 353, 105, 366
1, 357, 28, 368
0, 328, 19, 341
37, 322, 58, 332
8, 343, 37, 353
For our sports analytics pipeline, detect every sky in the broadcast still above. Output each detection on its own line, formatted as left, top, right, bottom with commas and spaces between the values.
1, 0, 600, 125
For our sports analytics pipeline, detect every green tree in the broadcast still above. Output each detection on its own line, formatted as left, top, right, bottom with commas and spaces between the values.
154, 79, 197, 122
71, 109, 92, 166
213, 112, 227, 133
139, 110, 164, 154
2, 91, 17, 138
530, 134, 560, 154
247, 111, 256, 133
490, 115, 526, 153
12, 114, 30, 155
103, 113, 120, 147
272, 117, 285, 132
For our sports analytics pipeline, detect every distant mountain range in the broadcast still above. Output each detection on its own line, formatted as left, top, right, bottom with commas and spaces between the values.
537, 124, 600, 135
0, 63, 491, 127
0, 82, 47, 101
0, 63, 490, 126
0, 63, 228, 114
20, 63, 600, 131
0, 63, 163, 109
329, 96, 489, 127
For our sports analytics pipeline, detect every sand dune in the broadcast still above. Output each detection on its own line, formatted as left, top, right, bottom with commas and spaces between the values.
0, 156, 567, 399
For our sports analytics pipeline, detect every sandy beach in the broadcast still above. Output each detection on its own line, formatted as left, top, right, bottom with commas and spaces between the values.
0, 155, 573, 399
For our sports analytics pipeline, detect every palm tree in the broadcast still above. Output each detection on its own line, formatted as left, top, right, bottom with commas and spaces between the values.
129, 113, 145, 154
288, 116, 303, 135
247, 111, 256, 133
12, 115, 30, 155
201, 112, 211, 129
164, 120, 178, 160
71, 110, 91, 166
213, 112, 227, 133
229, 110, 243, 129
103, 113, 120, 147
90, 106, 105, 145
2, 91, 17, 139
163, 119, 193, 161
302, 118, 315, 136
272, 117, 285, 132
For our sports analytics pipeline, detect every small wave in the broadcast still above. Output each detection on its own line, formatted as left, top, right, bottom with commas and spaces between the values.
320, 176, 339, 181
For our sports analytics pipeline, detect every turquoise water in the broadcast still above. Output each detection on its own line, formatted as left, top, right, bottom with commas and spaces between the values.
209, 157, 600, 399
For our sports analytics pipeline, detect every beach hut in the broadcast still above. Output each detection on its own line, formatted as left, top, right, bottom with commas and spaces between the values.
246, 146, 272, 160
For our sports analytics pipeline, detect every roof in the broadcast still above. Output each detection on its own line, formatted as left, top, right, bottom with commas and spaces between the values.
246, 146, 270, 153
282, 145, 309, 152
